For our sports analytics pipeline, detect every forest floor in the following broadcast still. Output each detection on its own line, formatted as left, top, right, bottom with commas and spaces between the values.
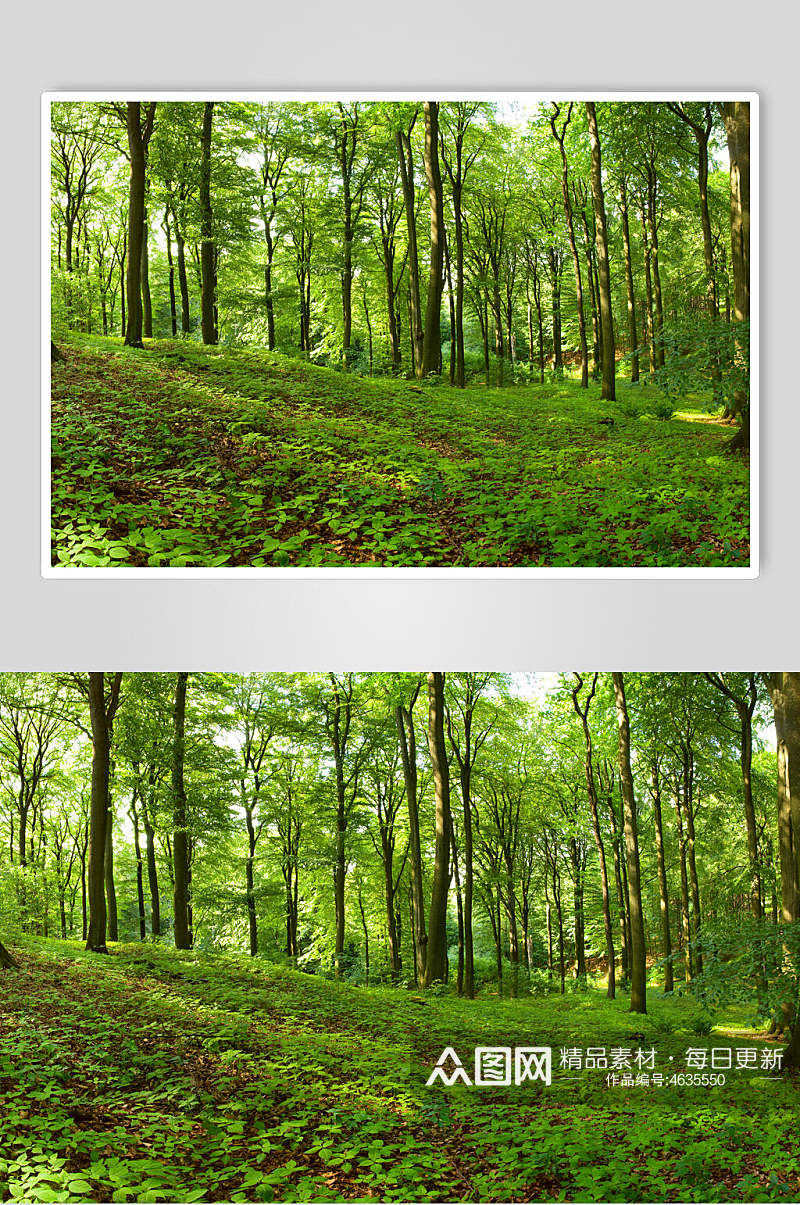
50, 337, 750, 569
1, 940, 797, 1203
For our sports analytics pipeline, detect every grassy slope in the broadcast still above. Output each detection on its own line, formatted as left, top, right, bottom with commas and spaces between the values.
1, 940, 797, 1203
50, 337, 750, 569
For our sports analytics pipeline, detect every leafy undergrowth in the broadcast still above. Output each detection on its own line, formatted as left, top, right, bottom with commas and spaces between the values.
50, 337, 750, 569
1, 940, 797, 1203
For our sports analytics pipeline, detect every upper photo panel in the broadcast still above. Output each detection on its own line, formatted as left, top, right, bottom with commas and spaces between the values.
44, 94, 756, 576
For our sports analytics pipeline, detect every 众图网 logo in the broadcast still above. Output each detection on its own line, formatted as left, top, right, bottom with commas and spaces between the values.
426, 1046, 552, 1087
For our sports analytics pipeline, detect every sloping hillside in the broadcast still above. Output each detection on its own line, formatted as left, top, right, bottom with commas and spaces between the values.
50, 337, 749, 569
0, 940, 795, 1202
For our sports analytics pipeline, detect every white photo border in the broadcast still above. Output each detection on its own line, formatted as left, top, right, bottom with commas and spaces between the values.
41, 90, 759, 580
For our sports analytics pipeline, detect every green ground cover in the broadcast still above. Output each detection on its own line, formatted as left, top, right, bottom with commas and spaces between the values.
1, 940, 795, 1203
50, 338, 749, 569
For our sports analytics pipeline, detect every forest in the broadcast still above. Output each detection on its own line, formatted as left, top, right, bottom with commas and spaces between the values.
49, 98, 751, 570
1, 671, 798, 1203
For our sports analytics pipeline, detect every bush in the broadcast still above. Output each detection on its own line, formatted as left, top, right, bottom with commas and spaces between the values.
650, 314, 750, 418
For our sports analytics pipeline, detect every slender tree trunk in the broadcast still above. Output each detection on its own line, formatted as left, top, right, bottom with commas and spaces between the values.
554, 866, 565, 994
174, 221, 191, 335
651, 764, 674, 991
640, 210, 656, 381
444, 234, 456, 384
141, 794, 160, 938
140, 206, 152, 339
395, 699, 427, 983
612, 673, 646, 1012
104, 794, 118, 943
647, 179, 665, 369
199, 103, 217, 345
722, 101, 750, 448
422, 102, 445, 378
164, 211, 177, 337
570, 840, 586, 982
586, 102, 616, 401
619, 178, 640, 383
422, 672, 451, 987
682, 745, 703, 975
85, 673, 121, 952
673, 789, 693, 982
245, 804, 258, 956
124, 104, 148, 348
549, 249, 563, 376
453, 183, 466, 387
172, 672, 192, 949
451, 830, 464, 995
396, 126, 424, 378
131, 796, 146, 940
551, 109, 588, 386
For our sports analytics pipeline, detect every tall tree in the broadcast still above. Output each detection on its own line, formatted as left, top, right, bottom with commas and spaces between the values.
585, 103, 616, 401
172, 672, 192, 950
85, 672, 123, 953
550, 104, 589, 387
199, 103, 217, 346
422, 102, 445, 378
721, 101, 750, 448
612, 672, 646, 1012
122, 102, 156, 348
422, 671, 451, 987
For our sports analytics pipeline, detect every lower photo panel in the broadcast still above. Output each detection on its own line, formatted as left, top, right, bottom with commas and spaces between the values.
1, 672, 798, 1204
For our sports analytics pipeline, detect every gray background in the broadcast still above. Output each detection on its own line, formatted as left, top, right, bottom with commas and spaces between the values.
1, 0, 791, 671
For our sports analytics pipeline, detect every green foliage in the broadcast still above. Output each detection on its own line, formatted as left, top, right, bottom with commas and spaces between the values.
1, 941, 797, 1204
652, 315, 750, 419
51, 338, 749, 569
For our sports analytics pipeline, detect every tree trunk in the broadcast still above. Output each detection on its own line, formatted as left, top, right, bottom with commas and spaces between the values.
140, 206, 152, 339
612, 673, 646, 1012
673, 787, 693, 982
586, 102, 616, 401
570, 839, 586, 982
172, 672, 192, 949
422, 672, 451, 987
164, 211, 178, 337
0, 941, 18, 969
650, 763, 674, 991
722, 101, 750, 449
131, 795, 146, 940
396, 125, 424, 378
395, 697, 427, 983
104, 794, 118, 943
765, 674, 800, 1065
85, 673, 122, 952
124, 104, 149, 348
647, 177, 665, 369
140, 792, 160, 937
550, 106, 588, 387
640, 209, 656, 381
619, 178, 640, 383
245, 803, 258, 956
199, 103, 217, 346
422, 103, 445, 379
